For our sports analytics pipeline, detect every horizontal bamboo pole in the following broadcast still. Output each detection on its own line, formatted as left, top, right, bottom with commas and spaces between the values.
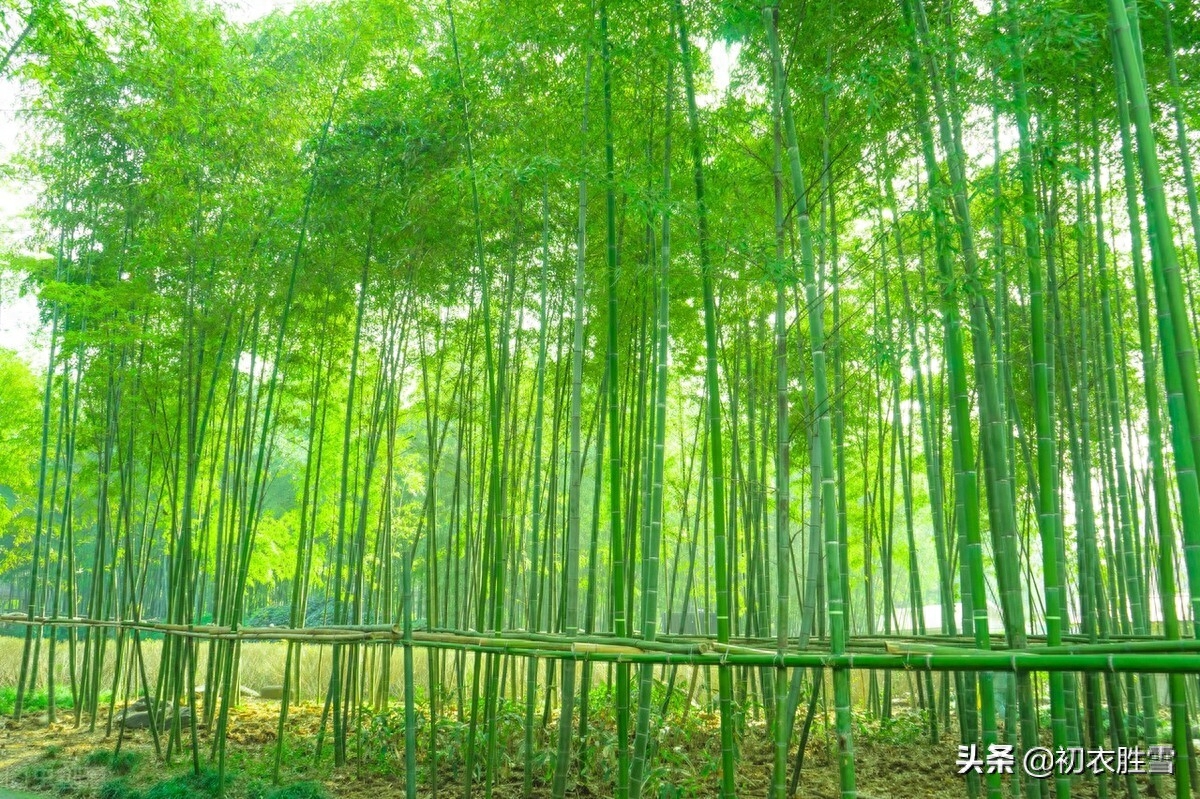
486, 628, 1147, 650
4, 613, 1200, 673
886, 638, 1200, 656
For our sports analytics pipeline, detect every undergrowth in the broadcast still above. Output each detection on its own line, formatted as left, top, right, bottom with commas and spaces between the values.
0, 686, 76, 716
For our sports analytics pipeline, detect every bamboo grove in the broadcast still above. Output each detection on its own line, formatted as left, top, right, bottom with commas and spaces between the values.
2, 0, 1200, 796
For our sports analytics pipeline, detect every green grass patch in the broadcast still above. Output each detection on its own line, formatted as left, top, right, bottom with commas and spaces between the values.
264, 782, 329, 799
99, 778, 139, 799
142, 770, 222, 799
0, 686, 75, 716
111, 751, 142, 775
16, 762, 56, 791
86, 749, 116, 768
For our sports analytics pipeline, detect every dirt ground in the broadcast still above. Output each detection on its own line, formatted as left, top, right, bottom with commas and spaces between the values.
0, 637, 1178, 798
0, 698, 1174, 799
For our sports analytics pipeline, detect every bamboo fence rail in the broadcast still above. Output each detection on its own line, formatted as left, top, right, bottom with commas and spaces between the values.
5, 614, 1200, 673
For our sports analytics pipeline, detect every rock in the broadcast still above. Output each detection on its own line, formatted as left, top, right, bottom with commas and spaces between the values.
258, 685, 285, 700
117, 699, 195, 731
120, 711, 152, 730
239, 685, 260, 699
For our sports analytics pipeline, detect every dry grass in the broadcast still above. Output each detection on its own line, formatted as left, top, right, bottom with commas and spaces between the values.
0, 635, 424, 700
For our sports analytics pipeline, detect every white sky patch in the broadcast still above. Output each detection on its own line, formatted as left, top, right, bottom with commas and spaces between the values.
0, 69, 43, 368
219, 0, 304, 24
0, 281, 41, 364
959, 103, 1020, 165
710, 40, 739, 94
237, 350, 275, 382
0, 74, 34, 245
698, 39, 740, 109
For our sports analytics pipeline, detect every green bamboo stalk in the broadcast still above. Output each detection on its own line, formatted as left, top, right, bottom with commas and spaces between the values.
764, 7, 855, 798
1109, 0, 1200, 648
630, 55, 672, 799
597, 3, 630, 795
769, 63, 791, 799
675, 2, 735, 795
1003, 5, 1070, 794
551, 29, 594, 798
897, 1, 998, 794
